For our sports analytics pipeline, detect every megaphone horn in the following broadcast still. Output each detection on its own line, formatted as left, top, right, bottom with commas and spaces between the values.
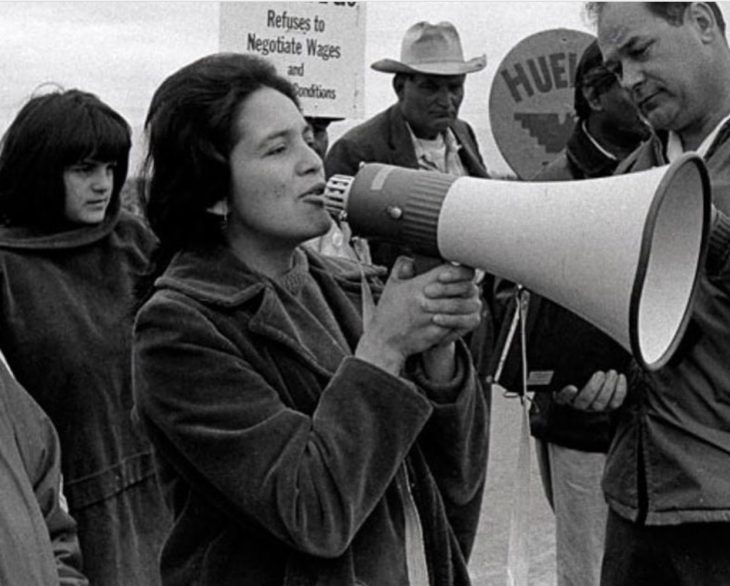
324, 153, 711, 371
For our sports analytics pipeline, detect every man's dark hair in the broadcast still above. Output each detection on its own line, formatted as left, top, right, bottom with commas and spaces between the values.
392, 72, 411, 96
574, 39, 619, 120
586, 2, 726, 38
0, 89, 130, 230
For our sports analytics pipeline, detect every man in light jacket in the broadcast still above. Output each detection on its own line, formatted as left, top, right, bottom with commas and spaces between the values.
0, 354, 87, 585
560, 3, 730, 584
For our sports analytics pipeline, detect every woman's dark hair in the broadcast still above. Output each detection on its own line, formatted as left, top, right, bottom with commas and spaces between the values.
143, 53, 298, 257
0, 88, 131, 229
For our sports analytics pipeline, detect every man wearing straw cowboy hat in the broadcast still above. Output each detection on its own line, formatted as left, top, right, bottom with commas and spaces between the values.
326, 21, 495, 383
326, 20, 490, 269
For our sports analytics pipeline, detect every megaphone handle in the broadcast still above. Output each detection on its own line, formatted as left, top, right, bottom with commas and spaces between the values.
412, 253, 445, 275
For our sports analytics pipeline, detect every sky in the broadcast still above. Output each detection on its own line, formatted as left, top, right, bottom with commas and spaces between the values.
1, 1, 727, 175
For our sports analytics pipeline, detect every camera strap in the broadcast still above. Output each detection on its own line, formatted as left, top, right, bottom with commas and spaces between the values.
506, 287, 532, 586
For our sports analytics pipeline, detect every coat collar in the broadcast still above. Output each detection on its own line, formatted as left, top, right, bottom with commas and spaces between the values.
0, 192, 122, 250
565, 122, 620, 179
624, 120, 730, 168
156, 244, 382, 307
154, 245, 385, 377
385, 105, 421, 168
385, 105, 489, 178
615, 130, 669, 175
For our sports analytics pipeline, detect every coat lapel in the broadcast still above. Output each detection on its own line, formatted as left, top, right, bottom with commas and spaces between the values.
236, 252, 375, 379
248, 284, 348, 378
387, 106, 420, 168
384, 105, 489, 178
451, 123, 489, 178
158, 247, 348, 378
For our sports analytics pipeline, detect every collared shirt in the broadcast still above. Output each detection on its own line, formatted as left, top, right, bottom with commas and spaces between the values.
581, 120, 618, 162
666, 112, 730, 161
406, 124, 467, 177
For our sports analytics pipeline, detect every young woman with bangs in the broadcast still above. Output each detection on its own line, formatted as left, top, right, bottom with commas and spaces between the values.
0, 89, 168, 585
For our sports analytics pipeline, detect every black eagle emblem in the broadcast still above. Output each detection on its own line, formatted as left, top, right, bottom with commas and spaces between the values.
514, 112, 575, 154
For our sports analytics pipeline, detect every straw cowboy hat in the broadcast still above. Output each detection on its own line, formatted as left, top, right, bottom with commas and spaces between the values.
371, 21, 486, 76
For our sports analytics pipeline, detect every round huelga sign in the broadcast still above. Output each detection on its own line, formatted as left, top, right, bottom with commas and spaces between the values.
490, 29, 594, 180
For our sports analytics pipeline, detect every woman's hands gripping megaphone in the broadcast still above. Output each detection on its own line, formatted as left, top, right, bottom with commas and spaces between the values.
355, 256, 482, 381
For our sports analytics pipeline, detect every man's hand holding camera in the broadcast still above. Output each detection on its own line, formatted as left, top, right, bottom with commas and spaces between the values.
554, 369, 627, 411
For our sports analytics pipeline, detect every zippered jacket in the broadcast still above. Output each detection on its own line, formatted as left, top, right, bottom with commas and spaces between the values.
0, 360, 87, 585
603, 126, 730, 524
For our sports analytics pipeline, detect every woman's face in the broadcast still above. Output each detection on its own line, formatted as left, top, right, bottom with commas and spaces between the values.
63, 159, 115, 225
226, 87, 331, 252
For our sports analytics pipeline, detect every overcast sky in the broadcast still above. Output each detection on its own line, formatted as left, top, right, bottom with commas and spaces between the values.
2, 2, 727, 175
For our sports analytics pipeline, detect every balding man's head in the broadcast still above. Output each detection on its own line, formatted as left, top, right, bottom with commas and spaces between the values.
588, 2, 730, 140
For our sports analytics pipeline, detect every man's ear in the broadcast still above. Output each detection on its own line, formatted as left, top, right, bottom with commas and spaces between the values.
583, 85, 603, 113
392, 74, 406, 100
207, 199, 229, 216
690, 2, 719, 43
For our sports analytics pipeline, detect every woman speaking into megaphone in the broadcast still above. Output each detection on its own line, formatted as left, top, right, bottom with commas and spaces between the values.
131, 53, 489, 585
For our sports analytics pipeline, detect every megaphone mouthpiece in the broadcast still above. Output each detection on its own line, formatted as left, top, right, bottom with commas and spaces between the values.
323, 175, 353, 222
325, 165, 458, 258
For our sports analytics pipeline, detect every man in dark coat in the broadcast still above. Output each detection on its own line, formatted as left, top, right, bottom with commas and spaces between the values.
325, 20, 494, 379
325, 20, 490, 269
514, 39, 650, 586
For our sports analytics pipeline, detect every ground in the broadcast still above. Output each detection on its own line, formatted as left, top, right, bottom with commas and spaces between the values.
469, 385, 557, 586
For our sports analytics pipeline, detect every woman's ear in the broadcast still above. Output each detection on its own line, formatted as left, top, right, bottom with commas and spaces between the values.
207, 199, 229, 216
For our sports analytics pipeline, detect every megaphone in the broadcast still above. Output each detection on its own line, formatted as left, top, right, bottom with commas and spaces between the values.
324, 153, 711, 371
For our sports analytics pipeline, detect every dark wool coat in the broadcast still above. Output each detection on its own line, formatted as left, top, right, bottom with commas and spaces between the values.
325, 104, 488, 271
324, 104, 489, 181
0, 200, 169, 585
133, 245, 488, 586
0, 361, 87, 585
603, 126, 730, 524
524, 123, 632, 453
